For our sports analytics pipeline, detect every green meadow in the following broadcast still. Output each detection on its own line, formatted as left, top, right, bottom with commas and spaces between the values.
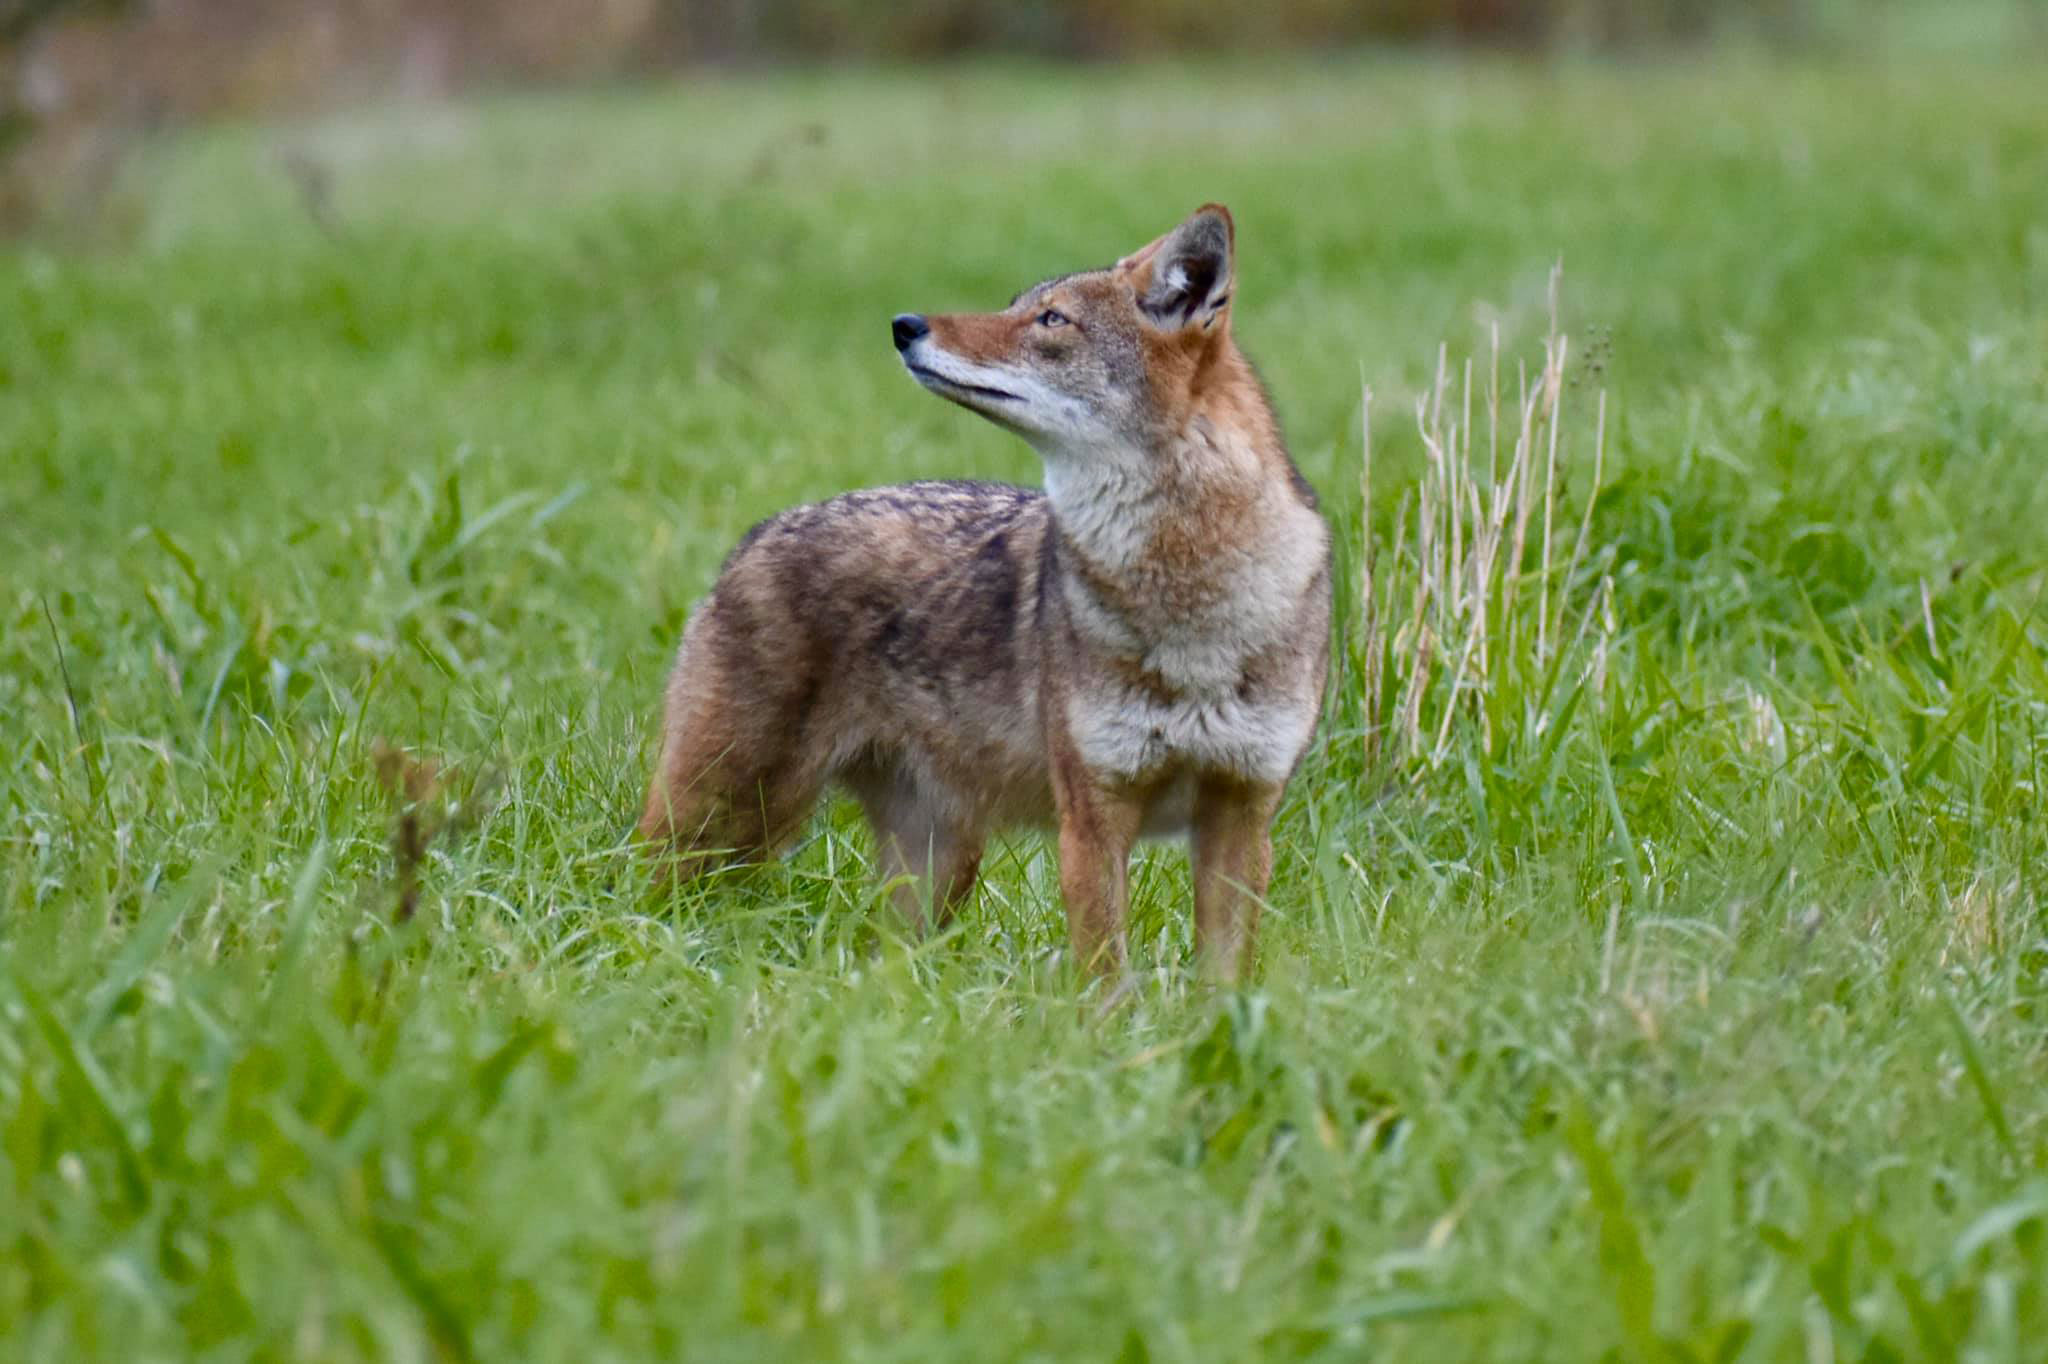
5, 53, 2048, 1360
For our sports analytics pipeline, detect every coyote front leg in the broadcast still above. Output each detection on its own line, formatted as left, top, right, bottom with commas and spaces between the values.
1054, 773, 1142, 980
1192, 777, 1283, 982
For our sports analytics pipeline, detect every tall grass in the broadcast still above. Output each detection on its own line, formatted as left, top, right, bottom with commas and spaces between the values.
1355, 268, 1614, 771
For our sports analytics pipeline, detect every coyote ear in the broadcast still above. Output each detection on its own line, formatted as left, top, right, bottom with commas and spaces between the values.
1119, 203, 1235, 331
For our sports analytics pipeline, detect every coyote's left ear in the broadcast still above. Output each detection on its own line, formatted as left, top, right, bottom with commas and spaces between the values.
1118, 203, 1235, 331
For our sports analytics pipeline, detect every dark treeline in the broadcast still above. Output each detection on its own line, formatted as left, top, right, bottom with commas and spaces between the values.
0, 0, 1891, 125
0, 0, 2029, 230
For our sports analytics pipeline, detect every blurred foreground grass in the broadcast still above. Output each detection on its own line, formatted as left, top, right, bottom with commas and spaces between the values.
4, 55, 2048, 1360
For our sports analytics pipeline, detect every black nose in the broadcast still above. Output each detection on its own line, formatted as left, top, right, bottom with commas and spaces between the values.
892, 313, 930, 351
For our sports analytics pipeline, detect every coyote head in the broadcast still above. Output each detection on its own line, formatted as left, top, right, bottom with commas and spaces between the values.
892, 204, 1240, 457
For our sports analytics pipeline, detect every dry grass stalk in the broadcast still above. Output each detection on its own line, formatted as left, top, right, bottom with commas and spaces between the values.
371, 739, 501, 923
1354, 271, 1615, 769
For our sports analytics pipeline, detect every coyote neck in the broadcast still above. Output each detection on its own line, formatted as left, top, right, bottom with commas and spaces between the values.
1040, 418, 1322, 689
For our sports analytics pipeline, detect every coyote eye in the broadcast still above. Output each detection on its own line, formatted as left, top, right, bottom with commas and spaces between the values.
1036, 309, 1069, 328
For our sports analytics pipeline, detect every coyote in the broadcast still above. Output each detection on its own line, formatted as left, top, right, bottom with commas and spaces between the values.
640, 205, 1330, 980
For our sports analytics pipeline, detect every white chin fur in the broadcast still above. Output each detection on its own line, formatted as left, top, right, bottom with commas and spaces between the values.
904, 345, 1106, 444
905, 346, 1014, 395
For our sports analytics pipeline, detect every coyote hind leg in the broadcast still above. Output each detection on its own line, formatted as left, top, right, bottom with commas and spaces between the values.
637, 615, 828, 878
847, 763, 984, 933
638, 746, 826, 880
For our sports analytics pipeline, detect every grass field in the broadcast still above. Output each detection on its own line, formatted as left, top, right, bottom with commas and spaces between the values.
5, 52, 2048, 1360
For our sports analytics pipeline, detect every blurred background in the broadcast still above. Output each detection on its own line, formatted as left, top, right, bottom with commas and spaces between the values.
4, 0, 2040, 234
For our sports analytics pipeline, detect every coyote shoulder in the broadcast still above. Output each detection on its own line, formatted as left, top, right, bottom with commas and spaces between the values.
640, 204, 1330, 980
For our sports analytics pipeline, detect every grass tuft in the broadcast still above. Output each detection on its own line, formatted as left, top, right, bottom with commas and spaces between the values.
1353, 267, 1615, 772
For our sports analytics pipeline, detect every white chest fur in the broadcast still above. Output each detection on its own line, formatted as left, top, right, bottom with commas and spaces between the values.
1070, 679, 1322, 790
1045, 444, 1328, 789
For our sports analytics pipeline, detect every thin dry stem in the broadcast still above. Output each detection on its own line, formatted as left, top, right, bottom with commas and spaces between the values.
1537, 333, 1565, 667
1356, 272, 1615, 769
